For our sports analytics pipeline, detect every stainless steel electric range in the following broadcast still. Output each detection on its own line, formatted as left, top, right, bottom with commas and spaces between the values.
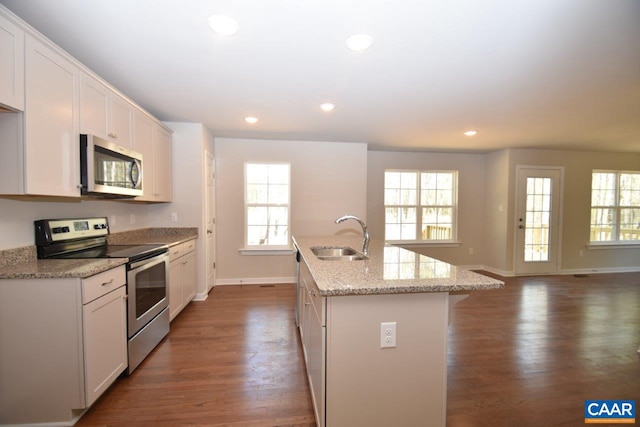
35, 217, 170, 374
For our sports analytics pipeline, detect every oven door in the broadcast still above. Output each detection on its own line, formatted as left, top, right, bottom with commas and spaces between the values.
127, 253, 169, 337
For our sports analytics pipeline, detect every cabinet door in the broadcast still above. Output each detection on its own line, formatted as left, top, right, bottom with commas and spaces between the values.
109, 95, 132, 147
80, 73, 109, 138
169, 259, 184, 321
0, 13, 24, 111
82, 286, 127, 406
182, 250, 197, 303
24, 35, 80, 197
153, 126, 173, 202
308, 302, 326, 427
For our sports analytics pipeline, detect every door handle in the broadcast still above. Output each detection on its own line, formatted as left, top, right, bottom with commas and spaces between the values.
518, 225, 525, 229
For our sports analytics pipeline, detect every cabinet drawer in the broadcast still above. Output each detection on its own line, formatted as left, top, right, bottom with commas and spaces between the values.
82, 266, 126, 304
168, 243, 183, 262
307, 279, 326, 326
182, 239, 196, 254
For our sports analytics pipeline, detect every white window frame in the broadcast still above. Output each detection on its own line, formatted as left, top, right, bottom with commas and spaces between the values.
240, 162, 292, 255
384, 169, 459, 245
589, 170, 640, 248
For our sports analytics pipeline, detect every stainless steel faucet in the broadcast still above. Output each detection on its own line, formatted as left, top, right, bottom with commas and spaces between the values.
335, 215, 370, 256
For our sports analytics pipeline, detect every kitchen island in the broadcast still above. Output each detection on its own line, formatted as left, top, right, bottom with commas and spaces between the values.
293, 235, 503, 427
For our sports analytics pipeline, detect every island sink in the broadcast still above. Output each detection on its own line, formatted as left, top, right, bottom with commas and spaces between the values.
310, 246, 367, 261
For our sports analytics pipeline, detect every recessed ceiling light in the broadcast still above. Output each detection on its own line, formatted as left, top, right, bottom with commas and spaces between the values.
208, 15, 239, 36
244, 116, 258, 124
320, 103, 335, 112
464, 130, 478, 137
346, 34, 373, 51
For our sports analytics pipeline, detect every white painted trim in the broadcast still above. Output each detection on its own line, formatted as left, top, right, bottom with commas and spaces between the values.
215, 276, 296, 286
513, 165, 565, 275
559, 266, 640, 275
587, 243, 640, 250
479, 265, 515, 277
192, 292, 209, 302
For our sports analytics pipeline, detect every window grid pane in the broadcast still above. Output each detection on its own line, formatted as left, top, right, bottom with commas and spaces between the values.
246, 163, 290, 246
384, 170, 456, 241
590, 171, 640, 242
524, 177, 551, 262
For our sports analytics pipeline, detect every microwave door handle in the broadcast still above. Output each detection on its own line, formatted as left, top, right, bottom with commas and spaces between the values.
130, 160, 141, 188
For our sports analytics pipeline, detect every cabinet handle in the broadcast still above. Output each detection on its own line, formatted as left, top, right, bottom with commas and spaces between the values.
309, 290, 316, 297
101, 278, 114, 286
108, 132, 118, 139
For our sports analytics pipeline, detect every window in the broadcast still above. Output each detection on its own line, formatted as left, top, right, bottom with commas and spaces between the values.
384, 170, 457, 242
591, 171, 640, 243
245, 163, 290, 247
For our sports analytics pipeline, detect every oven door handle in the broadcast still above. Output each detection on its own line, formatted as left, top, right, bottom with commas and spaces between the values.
129, 253, 168, 271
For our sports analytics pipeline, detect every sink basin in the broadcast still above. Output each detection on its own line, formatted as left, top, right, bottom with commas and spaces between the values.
310, 246, 367, 261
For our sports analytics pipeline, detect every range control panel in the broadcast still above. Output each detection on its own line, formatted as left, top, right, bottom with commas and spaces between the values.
35, 217, 109, 243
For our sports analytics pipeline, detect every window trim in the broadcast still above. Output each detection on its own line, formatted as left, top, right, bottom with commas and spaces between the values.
590, 169, 640, 245
383, 169, 459, 244
243, 162, 291, 251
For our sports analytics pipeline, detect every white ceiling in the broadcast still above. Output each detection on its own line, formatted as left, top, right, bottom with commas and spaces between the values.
2, 0, 639, 153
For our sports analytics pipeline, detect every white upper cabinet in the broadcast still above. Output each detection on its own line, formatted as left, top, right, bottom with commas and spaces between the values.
133, 110, 172, 202
23, 34, 80, 197
80, 73, 133, 147
153, 126, 173, 202
0, 13, 24, 111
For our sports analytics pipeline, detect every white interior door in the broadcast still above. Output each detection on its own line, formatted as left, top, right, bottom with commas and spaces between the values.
205, 150, 216, 292
515, 166, 563, 275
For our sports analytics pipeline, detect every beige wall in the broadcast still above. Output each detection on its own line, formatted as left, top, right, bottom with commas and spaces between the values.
215, 138, 367, 284
482, 149, 511, 273
367, 150, 486, 266
503, 148, 640, 273
148, 122, 215, 298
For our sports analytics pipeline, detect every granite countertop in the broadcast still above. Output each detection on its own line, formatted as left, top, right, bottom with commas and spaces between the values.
0, 257, 127, 280
0, 227, 198, 280
293, 235, 504, 296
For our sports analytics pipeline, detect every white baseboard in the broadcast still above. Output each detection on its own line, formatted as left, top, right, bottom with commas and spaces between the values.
192, 292, 209, 301
215, 276, 296, 286
477, 266, 515, 277
559, 266, 640, 275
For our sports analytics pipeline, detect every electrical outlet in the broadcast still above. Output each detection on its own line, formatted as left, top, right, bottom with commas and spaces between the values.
380, 322, 396, 348
171, 212, 178, 222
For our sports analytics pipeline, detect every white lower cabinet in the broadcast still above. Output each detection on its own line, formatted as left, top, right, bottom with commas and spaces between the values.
298, 258, 448, 427
82, 282, 127, 406
0, 266, 127, 425
169, 239, 197, 321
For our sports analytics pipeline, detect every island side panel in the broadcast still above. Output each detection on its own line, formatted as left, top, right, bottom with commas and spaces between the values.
326, 292, 448, 427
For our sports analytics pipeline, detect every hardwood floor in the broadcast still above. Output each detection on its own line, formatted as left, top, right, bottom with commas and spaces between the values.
77, 273, 640, 426
448, 272, 640, 426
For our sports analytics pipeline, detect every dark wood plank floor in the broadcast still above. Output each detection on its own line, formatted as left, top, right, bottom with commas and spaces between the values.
77, 273, 640, 426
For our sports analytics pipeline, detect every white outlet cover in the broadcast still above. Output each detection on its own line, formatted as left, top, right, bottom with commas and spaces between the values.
380, 322, 396, 348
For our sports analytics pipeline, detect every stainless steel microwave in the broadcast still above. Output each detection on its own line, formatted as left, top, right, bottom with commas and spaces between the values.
80, 134, 143, 198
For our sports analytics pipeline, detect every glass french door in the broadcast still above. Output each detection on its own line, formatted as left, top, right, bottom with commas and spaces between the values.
515, 167, 563, 275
